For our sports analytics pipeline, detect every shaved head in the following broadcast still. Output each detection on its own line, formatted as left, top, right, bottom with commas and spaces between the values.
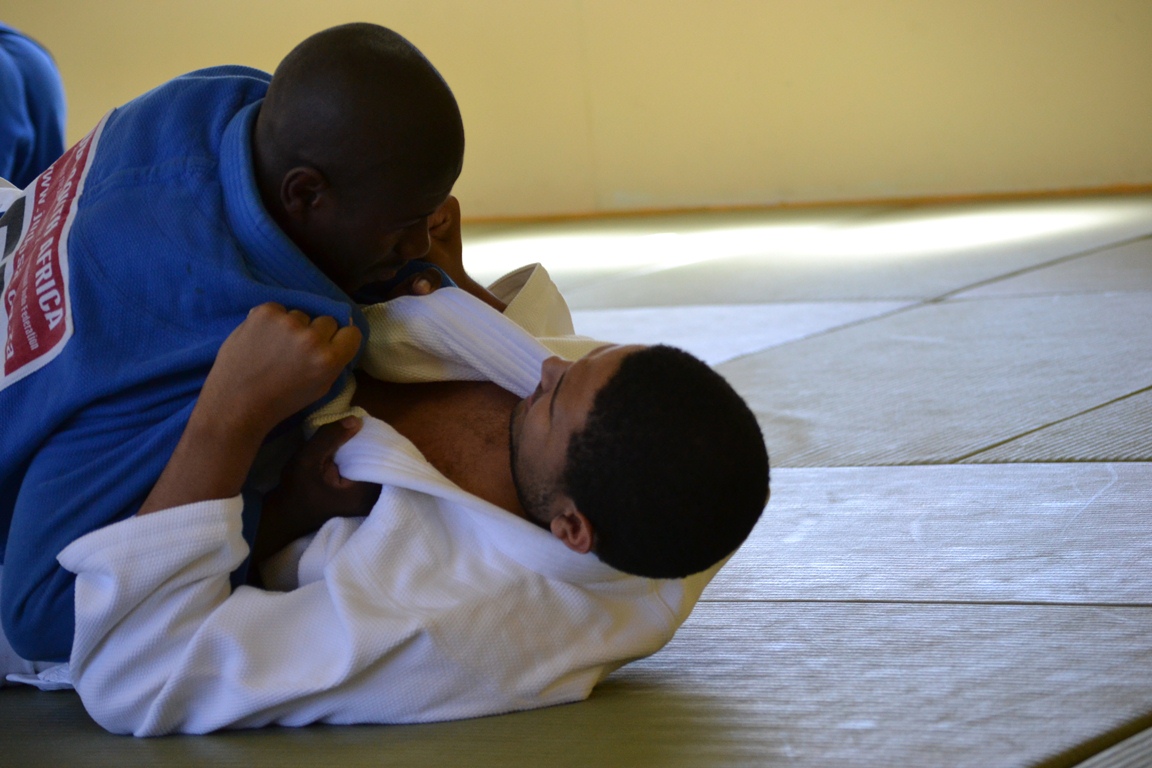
258, 23, 463, 192
253, 24, 465, 294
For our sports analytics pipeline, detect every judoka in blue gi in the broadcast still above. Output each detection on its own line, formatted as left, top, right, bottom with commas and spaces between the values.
0, 23, 467, 661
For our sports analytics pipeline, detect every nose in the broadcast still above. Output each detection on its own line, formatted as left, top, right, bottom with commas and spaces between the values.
540, 356, 570, 391
394, 218, 432, 262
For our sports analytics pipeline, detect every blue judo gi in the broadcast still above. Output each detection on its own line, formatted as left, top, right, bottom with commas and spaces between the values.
0, 22, 66, 189
0, 66, 367, 661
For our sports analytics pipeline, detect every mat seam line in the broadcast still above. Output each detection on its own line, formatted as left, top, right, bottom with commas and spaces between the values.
925, 231, 1152, 304
953, 384, 1152, 462
717, 231, 1152, 366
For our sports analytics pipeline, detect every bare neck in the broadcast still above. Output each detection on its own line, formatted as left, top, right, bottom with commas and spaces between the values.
352, 374, 527, 517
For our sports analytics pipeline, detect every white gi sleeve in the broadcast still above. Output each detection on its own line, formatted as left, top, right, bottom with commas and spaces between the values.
57, 486, 641, 737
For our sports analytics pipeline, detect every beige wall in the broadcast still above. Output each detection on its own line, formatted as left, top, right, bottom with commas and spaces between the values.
6, 1, 1152, 218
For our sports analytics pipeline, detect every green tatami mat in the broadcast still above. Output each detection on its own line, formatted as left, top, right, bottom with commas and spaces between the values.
707, 463, 1152, 604
5, 603, 1150, 768
719, 293, 1152, 466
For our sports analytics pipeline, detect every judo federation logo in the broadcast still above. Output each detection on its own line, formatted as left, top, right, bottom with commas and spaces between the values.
0, 113, 107, 391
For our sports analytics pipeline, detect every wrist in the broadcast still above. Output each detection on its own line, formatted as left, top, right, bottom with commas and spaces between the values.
188, 394, 276, 451
137, 407, 269, 517
179, 409, 269, 489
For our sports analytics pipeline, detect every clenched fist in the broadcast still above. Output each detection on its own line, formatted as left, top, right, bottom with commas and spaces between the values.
199, 303, 362, 440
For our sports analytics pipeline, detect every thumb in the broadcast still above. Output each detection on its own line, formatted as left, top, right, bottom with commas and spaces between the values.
329, 324, 363, 368
311, 417, 364, 488
307, 417, 363, 464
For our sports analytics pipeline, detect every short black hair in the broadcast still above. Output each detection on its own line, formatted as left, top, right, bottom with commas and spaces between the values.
562, 345, 769, 579
261, 23, 464, 191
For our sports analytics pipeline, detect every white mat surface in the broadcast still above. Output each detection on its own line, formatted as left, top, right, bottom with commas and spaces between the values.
571, 301, 910, 364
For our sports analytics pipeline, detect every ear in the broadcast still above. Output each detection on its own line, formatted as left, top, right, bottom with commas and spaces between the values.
549, 501, 595, 555
280, 166, 329, 218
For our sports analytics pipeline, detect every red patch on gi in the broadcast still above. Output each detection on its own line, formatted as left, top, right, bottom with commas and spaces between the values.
1, 114, 107, 388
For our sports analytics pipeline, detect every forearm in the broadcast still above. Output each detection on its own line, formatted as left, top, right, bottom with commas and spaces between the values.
61, 497, 252, 734
137, 408, 267, 517
137, 303, 361, 518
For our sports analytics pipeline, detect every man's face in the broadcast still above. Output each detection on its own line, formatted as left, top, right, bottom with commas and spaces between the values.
301, 173, 455, 297
508, 344, 645, 526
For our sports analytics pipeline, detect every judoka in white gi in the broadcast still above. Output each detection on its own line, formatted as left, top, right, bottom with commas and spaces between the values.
2, 201, 769, 736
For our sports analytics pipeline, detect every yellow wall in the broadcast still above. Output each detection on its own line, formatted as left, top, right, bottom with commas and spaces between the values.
6, 1, 1152, 218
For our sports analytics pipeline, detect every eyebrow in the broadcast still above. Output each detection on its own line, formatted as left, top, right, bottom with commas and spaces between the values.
549, 368, 568, 423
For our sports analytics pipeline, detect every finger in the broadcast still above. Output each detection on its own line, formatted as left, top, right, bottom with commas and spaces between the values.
248, 301, 286, 318
329, 324, 363, 365
285, 308, 311, 326
411, 268, 443, 296
304, 416, 359, 449
309, 313, 340, 339
383, 275, 416, 301
338, 414, 363, 436
308, 417, 364, 486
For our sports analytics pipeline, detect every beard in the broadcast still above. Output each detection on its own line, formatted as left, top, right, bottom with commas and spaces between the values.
508, 399, 557, 530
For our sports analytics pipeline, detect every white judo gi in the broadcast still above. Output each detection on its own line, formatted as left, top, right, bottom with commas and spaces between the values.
38, 266, 721, 736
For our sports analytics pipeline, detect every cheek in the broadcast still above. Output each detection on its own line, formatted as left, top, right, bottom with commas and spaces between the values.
519, 407, 556, 465
377, 230, 404, 252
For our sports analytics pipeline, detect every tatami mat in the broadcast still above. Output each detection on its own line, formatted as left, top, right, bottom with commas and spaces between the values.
463, 205, 891, 295
485, 197, 1152, 309
6, 605, 1150, 768
5, 195, 1151, 766
1075, 726, 1152, 768
956, 236, 1152, 298
963, 389, 1152, 464
719, 293, 1152, 466
570, 301, 910, 364
707, 463, 1152, 604
623, 602, 1152, 768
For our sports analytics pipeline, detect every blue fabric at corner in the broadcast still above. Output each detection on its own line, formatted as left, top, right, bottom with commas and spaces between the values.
0, 23, 66, 189
0, 66, 367, 661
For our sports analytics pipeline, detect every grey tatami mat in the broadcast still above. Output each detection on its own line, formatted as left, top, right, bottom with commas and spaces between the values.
957, 236, 1152, 298
964, 389, 1152, 464
623, 603, 1152, 768
707, 463, 1152, 603
554, 198, 1152, 308
719, 293, 1152, 466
